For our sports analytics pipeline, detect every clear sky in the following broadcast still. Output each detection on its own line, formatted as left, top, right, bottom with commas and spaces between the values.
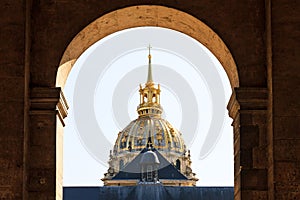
63, 27, 234, 186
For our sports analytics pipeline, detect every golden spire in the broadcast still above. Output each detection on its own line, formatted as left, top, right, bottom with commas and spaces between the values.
137, 45, 163, 117
147, 44, 153, 83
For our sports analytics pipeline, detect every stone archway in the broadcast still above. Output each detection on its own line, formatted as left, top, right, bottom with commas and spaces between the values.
56, 5, 239, 89
2, 0, 299, 199
57, 5, 269, 200
56, 5, 240, 199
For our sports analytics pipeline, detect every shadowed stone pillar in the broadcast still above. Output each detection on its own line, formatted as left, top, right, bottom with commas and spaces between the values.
29, 87, 68, 200
228, 87, 268, 200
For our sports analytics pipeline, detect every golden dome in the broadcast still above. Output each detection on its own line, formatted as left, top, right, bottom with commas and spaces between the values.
112, 46, 186, 159
103, 46, 197, 186
113, 116, 186, 155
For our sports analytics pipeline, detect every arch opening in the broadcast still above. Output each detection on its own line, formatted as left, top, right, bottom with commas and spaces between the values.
58, 5, 239, 187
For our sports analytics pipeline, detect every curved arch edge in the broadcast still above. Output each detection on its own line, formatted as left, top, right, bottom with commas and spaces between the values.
57, 5, 239, 89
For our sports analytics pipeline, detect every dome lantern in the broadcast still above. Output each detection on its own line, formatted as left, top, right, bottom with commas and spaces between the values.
137, 45, 163, 117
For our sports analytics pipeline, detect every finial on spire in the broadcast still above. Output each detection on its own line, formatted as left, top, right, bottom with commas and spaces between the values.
148, 44, 152, 62
147, 44, 153, 83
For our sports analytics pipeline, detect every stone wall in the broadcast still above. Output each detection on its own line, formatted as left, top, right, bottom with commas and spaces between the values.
0, 1, 26, 199
271, 1, 300, 199
0, 0, 299, 199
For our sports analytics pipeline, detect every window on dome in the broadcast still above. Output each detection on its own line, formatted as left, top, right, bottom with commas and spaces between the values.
176, 159, 181, 171
137, 139, 143, 146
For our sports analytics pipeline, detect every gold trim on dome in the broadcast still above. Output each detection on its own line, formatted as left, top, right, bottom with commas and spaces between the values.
104, 47, 197, 186
103, 179, 197, 187
117, 145, 184, 152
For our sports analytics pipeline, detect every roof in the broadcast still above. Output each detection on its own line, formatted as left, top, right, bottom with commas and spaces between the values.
63, 186, 234, 200
112, 147, 187, 180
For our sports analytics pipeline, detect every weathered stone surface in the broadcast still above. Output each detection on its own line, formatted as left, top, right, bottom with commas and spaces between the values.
0, 0, 299, 199
240, 149, 253, 168
274, 161, 300, 183
27, 87, 67, 199
32, 1, 266, 87
252, 146, 268, 169
271, 0, 300, 198
274, 140, 300, 161
0, 3, 25, 199
241, 190, 268, 200
228, 86, 269, 198
274, 116, 300, 139
240, 126, 259, 149
241, 169, 268, 190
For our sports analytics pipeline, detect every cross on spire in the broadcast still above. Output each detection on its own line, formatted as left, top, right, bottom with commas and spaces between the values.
147, 44, 153, 83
